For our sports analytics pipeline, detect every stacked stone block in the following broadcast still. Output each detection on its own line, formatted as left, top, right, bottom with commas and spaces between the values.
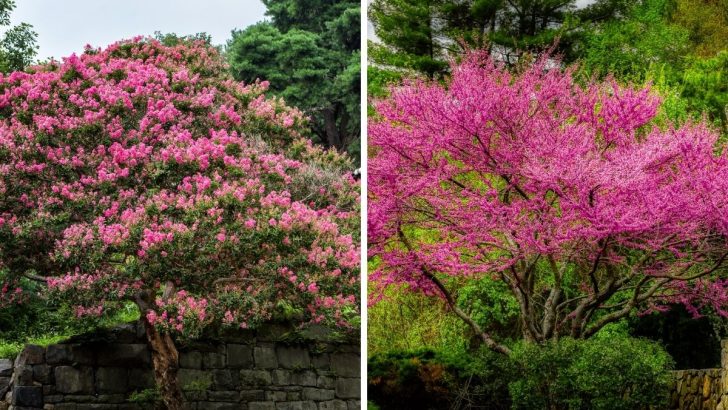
0, 322, 360, 410
670, 369, 722, 410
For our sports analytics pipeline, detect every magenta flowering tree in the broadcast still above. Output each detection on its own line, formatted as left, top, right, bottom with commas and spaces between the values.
368, 50, 728, 355
0, 38, 359, 408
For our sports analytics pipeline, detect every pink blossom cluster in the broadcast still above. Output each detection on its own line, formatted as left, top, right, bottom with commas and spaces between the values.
369, 49, 728, 319
0, 37, 360, 334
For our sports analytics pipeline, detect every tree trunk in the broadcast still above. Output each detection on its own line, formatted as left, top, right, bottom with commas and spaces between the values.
322, 106, 342, 150
135, 285, 186, 410
143, 318, 185, 410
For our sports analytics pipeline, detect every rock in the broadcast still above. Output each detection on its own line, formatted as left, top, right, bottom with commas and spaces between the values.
46, 345, 93, 365
276, 347, 310, 369
290, 371, 317, 387
96, 344, 149, 367
11, 386, 43, 408
239, 370, 271, 387
334, 378, 359, 399
227, 344, 253, 368
127, 368, 154, 389
239, 390, 265, 401
254, 346, 278, 369
318, 401, 347, 410
15, 345, 44, 366
302, 388, 335, 401
249, 403, 276, 410
0, 360, 13, 377
54, 366, 94, 394
95, 367, 127, 393
212, 370, 234, 390
330, 354, 359, 378
179, 351, 202, 369
32, 364, 51, 384
202, 352, 226, 369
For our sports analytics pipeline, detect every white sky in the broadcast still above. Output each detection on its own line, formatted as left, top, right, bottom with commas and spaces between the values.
11, 0, 267, 61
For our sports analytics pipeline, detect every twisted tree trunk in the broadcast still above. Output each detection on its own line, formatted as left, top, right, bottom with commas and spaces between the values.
135, 283, 185, 410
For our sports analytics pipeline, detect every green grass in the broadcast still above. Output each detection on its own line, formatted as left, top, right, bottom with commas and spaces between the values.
0, 301, 141, 359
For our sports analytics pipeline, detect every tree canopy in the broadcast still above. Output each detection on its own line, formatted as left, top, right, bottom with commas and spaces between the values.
227, 0, 360, 159
368, 50, 728, 354
0, 37, 360, 408
0, 0, 37, 73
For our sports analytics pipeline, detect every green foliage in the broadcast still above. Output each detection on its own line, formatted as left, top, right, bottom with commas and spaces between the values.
0, 0, 37, 72
367, 285, 469, 356
227, 0, 360, 159
368, 347, 515, 410
509, 337, 674, 410
127, 388, 162, 404
577, 0, 690, 81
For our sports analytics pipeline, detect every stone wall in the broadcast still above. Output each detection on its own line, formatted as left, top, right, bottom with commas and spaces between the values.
0, 322, 360, 410
670, 369, 722, 410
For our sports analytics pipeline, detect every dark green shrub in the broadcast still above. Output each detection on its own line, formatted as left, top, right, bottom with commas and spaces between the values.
368, 348, 514, 410
509, 337, 674, 410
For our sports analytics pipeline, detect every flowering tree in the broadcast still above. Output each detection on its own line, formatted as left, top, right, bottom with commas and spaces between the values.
368, 50, 728, 355
0, 38, 360, 408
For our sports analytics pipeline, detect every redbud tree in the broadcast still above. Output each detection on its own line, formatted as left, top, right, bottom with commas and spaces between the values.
0, 38, 359, 408
368, 50, 728, 355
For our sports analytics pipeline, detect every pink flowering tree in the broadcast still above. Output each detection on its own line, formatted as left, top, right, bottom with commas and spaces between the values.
0, 38, 359, 408
368, 50, 728, 355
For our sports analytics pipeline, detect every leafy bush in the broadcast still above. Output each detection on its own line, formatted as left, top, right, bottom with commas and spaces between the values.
368, 348, 514, 410
509, 337, 674, 410
369, 336, 673, 410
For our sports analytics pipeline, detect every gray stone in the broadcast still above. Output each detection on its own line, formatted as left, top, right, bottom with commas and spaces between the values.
96, 394, 126, 404
128, 368, 154, 389
330, 354, 358, 378
276, 347, 310, 369
271, 370, 291, 386
265, 391, 287, 401
212, 369, 234, 390
290, 371, 317, 387
0, 359, 13, 377
96, 344, 149, 367
317, 376, 335, 389
198, 403, 239, 410
11, 386, 43, 408
311, 354, 330, 371
318, 401, 347, 410
13, 365, 33, 386
249, 403, 276, 410
178, 369, 212, 391
207, 390, 238, 401
54, 366, 94, 394
15, 345, 44, 366
227, 344, 253, 368
334, 378, 359, 399
44, 395, 63, 404
32, 364, 51, 384
53, 405, 79, 410
238, 390, 264, 402
302, 388, 335, 401
239, 370, 271, 387
203, 352, 226, 369
0, 376, 10, 397
179, 351, 202, 369
275, 402, 317, 410
346, 401, 360, 410
46, 344, 94, 365
95, 367, 127, 393
254, 346, 277, 369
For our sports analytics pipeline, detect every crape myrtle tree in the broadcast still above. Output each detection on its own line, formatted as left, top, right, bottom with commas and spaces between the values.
368, 50, 728, 355
0, 38, 360, 409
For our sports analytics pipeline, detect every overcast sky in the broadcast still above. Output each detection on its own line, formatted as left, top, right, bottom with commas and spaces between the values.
11, 0, 267, 61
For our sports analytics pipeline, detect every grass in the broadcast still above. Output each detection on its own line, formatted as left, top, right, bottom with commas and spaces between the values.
0, 301, 141, 359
